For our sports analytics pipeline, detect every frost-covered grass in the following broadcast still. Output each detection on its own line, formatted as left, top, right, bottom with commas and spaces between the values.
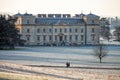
0, 62, 120, 80
0, 46, 120, 67
0, 72, 55, 80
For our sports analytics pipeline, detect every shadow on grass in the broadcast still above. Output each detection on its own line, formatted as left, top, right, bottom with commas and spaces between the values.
27, 65, 120, 70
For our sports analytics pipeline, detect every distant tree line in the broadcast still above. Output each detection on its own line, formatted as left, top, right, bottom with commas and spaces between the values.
0, 14, 20, 49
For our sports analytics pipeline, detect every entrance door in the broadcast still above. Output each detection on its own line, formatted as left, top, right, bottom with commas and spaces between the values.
59, 36, 63, 41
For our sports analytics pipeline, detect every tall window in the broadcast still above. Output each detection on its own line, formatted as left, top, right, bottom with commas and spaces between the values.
60, 28, 62, 33
92, 36, 95, 41
37, 36, 40, 41
81, 28, 83, 33
69, 35, 72, 41
49, 36, 52, 41
27, 29, 30, 33
81, 35, 84, 41
64, 35, 67, 41
27, 20, 29, 24
43, 35, 46, 41
69, 28, 72, 33
75, 28, 78, 33
55, 28, 57, 33
43, 28, 46, 33
92, 28, 95, 33
75, 35, 78, 41
37, 28, 40, 33
55, 36, 57, 41
49, 28, 52, 33
64, 28, 67, 33
92, 20, 94, 24
26, 35, 30, 41
91, 34, 95, 41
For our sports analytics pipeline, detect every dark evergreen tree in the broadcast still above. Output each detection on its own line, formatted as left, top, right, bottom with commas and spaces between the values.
100, 17, 111, 41
0, 14, 19, 49
115, 27, 120, 42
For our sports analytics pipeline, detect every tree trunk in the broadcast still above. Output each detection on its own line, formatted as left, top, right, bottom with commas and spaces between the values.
100, 58, 102, 63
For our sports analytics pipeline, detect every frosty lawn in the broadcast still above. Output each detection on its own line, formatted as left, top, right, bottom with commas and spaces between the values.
0, 46, 120, 67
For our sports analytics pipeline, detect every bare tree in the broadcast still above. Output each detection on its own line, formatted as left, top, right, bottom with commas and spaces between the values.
93, 44, 108, 63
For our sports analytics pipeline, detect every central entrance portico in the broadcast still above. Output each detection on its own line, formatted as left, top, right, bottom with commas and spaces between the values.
58, 33, 64, 42
59, 36, 63, 42
57, 33, 65, 46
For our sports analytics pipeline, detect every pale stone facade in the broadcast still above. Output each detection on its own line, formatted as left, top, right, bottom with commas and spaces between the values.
15, 13, 100, 46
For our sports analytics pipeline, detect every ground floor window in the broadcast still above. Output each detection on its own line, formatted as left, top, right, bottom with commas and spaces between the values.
69, 35, 72, 41
49, 35, 52, 41
75, 35, 78, 41
81, 35, 83, 41
64, 35, 67, 41
37, 36, 40, 41
26, 35, 30, 41
43, 35, 46, 41
55, 35, 57, 41
91, 34, 95, 41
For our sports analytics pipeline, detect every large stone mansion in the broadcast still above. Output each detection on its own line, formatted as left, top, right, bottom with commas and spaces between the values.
15, 13, 100, 46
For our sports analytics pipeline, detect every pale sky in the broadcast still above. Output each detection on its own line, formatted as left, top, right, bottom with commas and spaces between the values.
0, 0, 120, 17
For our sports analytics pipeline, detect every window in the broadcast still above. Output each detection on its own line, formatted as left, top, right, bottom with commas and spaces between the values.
91, 34, 95, 41
60, 28, 62, 33
69, 28, 72, 33
43, 28, 46, 33
92, 36, 95, 41
75, 28, 78, 33
64, 28, 67, 33
27, 20, 29, 24
81, 35, 84, 41
92, 28, 95, 33
81, 28, 83, 33
49, 36, 52, 41
75, 35, 78, 41
55, 36, 57, 41
92, 20, 94, 24
43, 35, 46, 41
69, 35, 72, 41
49, 28, 52, 33
27, 29, 30, 33
37, 36, 40, 41
37, 28, 40, 33
26, 35, 30, 41
55, 28, 57, 33
64, 35, 67, 40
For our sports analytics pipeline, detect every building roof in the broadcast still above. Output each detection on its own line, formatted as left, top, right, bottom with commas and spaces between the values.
14, 12, 22, 17
14, 12, 33, 17
14, 13, 100, 26
87, 13, 99, 18
35, 18, 85, 26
